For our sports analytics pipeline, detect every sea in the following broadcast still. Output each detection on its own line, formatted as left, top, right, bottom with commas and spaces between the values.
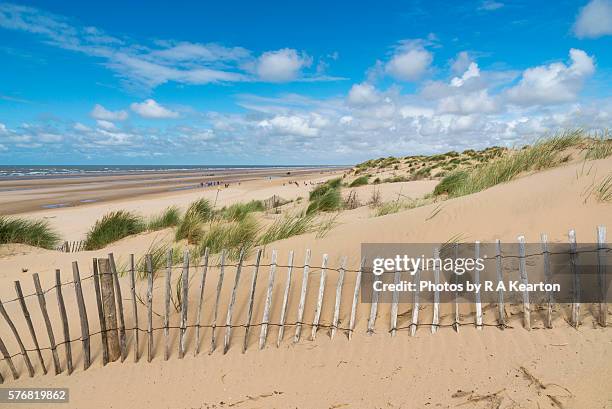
0, 165, 337, 180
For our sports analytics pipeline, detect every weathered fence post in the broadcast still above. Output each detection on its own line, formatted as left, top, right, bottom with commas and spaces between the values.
294, 249, 311, 343
72, 261, 90, 370
259, 250, 278, 349
597, 225, 607, 327
146, 254, 154, 362
474, 241, 483, 330
410, 264, 420, 337
15, 280, 47, 374
210, 251, 226, 354
92, 259, 109, 365
517, 236, 530, 330
541, 234, 553, 328
0, 298, 34, 377
311, 254, 328, 341
390, 263, 401, 337
223, 249, 245, 354
348, 258, 364, 340
32, 273, 61, 374
331, 256, 347, 339
98, 258, 120, 362
495, 240, 505, 328
108, 253, 127, 361
164, 249, 172, 361
277, 251, 294, 347
243, 249, 263, 353
0, 334, 19, 380
431, 247, 440, 334
453, 243, 460, 332
179, 250, 190, 359
128, 254, 139, 362
194, 248, 210, 356
55, 269, 73, 374
568, 229, 580, 327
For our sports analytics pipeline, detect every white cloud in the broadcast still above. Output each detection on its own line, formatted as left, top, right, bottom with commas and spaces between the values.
258, 115, 319, 137
438, 90, 498, 114
96, 119, 117, 130
90, 104, 128, 121
450, 51, 473, 75
451, 62, 480, 87
0, 123, 7, 134
347, 83, 381, 105
73, 122, 91, 132
506, 49, 595, 105
385, 46, 432, 82
479, 0, 504, 11
255, 49, 311, 82
130, 99, 179, 119
574, 0, 612, 38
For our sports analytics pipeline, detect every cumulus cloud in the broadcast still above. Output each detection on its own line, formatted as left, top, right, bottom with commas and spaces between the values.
385, 44, 433, 82
90, 104, 128, 121
574, 0, 612, 38
255, 49, 312, 82
451, 62, 480, 87
506, 49, 595, 105
130, 99, 179, 119
347, 83, 381, 105
258, 115, 319, 137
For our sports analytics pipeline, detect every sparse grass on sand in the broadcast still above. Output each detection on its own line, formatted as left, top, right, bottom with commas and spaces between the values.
434, 131, 584, 198
307, 187, 342, 214
175, 198, 213, 244
374, 197, 434, 217
197, 215, 259, 260
0, 216, 60, 249
309, 177, 342, 200
259, 212, 315, 245
594, 173, 612, 202
84, 210, 145, 250
349, 175, 369, 187
585, 136, 612, 160
147, 206, 181, 231
220, 200, 264, 221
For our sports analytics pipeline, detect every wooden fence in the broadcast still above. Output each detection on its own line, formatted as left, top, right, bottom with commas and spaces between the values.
0, 225, 608, 383
55, 240, 85, 253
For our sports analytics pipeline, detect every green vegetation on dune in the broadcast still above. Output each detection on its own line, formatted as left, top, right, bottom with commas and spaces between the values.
84, 211, 145, 250
349, 175, 369, 187
175, 198, 213, 243
197, 215, 259, 260
0, 216, 60, 249
259, 212, 315, 245
147, 206, 182, 231
220, 200, 264, 221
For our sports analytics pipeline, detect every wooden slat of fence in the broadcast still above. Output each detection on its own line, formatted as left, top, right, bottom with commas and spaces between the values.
276, 251, 294, 347
495, 240, 505, 328
367, 257, 379, 335
452, 243, 460, 332
597, 225, 607, 327
474, 241, 483, 330
72, 261, 90, 370
92, 258, 109, 365
195, 248, 210, 356
569, 229, 580, 327
210, 251, 226, 354
99, 258, 120, 362
223, 250, 245, 354
146, 254, 154, 362
243, 249, 263, 353
0, 334, 19, 380
432, 248, 440, 334
164, 249, 172, 361
330, 256, 347, 340
540, 234, 553, 329
128, 254, 139, 363
390, 266, 401, 337
55, 269, 73, 374
349, 258, 364, 340
0, 298, 34, 377
294, 249, 311, 343
32, 273, 61, 374
311, 254, 328, 341
15, 280, 47, 375
259, 250, 278, 349
517, 236, 530, 330
179, 250, 190, 359
108, 253, 127, 362
410, 265, 420, 337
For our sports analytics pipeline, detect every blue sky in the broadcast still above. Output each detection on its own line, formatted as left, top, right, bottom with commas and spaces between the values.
0, 0, 611, 165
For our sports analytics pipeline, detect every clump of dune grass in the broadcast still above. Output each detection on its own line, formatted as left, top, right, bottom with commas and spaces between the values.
594, 174, 612, 202
197, 215, 259, 260
259, 213, 315, 245
309, 177, 342, 200
220, 200, 264, 221
349, 175, 369, 187
374, 197, 434, 217
147, 206, 181, 231
175, 198, 213, 244
433, 131, 584, 198
130, 240, 183, 280
84, 211, 145, 250
0, 216, 60, 249
315, 214, 339, 239
307, 187, 342, 214
585, 136, 612, 160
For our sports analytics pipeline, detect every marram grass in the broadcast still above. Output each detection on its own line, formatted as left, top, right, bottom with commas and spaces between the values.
0, 216, 60, 249
84, 210, 145, 250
